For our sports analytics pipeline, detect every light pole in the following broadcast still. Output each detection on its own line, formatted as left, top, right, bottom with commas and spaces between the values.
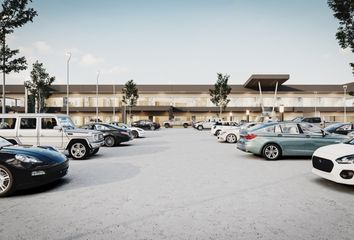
314, 91, 318, 117
279, 104, 284, 121
66, 52, 71, 115
246, 109, 250, 122
113, 84, 115, 121
343, 85, 347, 122
96, 70, 100, 122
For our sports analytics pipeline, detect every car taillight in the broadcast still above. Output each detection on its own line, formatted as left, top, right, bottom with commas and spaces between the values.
244, 133, 257, 140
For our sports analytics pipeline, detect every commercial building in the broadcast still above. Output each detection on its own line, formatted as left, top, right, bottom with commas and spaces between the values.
1, 74, 354, 125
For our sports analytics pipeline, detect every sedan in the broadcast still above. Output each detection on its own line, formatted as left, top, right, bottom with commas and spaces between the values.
237, 122, 348, 160
0, 137, 69, 197
80, 123, 133, 147
109, 122, 145, 138
312, 140, 354, 185
132, 120, 160, 130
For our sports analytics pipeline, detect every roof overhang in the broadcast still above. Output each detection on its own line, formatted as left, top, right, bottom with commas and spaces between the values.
244, 74, 290, 90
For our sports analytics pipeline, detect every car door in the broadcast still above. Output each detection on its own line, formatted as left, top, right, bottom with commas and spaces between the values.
39, 117, 63, 148
17, 117, 39, 145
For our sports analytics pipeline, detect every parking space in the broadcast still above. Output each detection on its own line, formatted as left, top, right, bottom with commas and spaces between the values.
1, 128, 354, 239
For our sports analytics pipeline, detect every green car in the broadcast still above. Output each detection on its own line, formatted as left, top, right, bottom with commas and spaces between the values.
237, 122, 349, 160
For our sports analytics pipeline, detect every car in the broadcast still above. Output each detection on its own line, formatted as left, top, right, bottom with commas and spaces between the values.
109, 122, 145, 138
194, 119, 221, 130
217, 122, 258, 143
324, 123, 354, 135
211, 121, 239, 136
163, 118, 192, 128
237, 122, 349, 160
0, 137, 69, 197
0, 114, 104, 160
131, 120, 160, 130
80, 123, 133, 147
312, 140, 354, 185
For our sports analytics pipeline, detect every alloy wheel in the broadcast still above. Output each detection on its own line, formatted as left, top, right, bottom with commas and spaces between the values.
0, 167, 11, 195
226, 134, 237, 143
105, 136, 115, 147
71, 142, 87, 159
264, 145, 280, 160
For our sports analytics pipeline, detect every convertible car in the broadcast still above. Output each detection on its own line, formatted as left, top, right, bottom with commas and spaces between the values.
0, 137, 69, 197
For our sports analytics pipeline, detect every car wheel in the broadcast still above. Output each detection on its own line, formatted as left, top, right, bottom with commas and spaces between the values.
183, 123, 188, 128
215, 130, 221, 136
0, 165, 14, 197
132, 130, 139, 138
226, 134, 237, 143
69, 141, 89, 160
104, 136, 115, 147
197, 125, 203, 131
150, 125, 156, 130
91, 148, 99, 155
262, 143, 281, 160
164, 123, 170, 128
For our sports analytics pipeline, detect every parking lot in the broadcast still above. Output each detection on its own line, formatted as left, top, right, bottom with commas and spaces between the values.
1, 128, 354, 240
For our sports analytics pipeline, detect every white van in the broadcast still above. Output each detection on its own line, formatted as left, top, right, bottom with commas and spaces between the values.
0, 114, 104, 160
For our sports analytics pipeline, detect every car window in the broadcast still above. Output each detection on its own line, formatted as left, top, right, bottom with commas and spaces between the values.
280, 123, 299, 134
95, 125, 110, 131
20, 118, 37, 129
0, 118, 16, 129
41, 118, 57, 129
337, 124, 351, 131
299, 123, 322, 134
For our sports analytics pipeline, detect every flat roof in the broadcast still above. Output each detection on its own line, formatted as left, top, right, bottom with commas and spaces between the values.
243, 74, 290, 89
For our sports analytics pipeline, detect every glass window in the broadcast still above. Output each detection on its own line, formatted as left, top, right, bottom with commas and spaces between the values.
337, 124, 351, 131
58, 116, 76, 129
280, 123, 299, 134
0, 118, 16, 129
41, 118, 57, 129
20, 118, 37, 129
299, 123, 322, 134
95, 124, 110, 131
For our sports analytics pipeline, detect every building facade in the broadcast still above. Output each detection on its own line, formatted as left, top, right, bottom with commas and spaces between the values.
2, 75, 354, 126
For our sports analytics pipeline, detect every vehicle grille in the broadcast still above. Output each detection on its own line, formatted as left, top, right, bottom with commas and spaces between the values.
312, 156, 334, 173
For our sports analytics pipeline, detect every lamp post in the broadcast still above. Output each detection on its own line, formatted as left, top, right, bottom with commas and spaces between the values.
314, 91, 318, 117
279, 104, 284, 121
66, 52, 71, 115
343, 85, 347, 122
246, 109, 250, 122
229, 111, 233, 121
113, 84, 115, 121
96, 70, 100, 122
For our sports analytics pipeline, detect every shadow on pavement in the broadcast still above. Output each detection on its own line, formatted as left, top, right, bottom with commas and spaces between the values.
311, 178, 354, 194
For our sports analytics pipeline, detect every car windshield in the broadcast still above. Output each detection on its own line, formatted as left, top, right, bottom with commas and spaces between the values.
58, 116, 76, 129
0, 137, 13, 148
345, 139, 354, 145
324, 123, 345, 131
292, 117, 304, 122
299, 123, 322, 134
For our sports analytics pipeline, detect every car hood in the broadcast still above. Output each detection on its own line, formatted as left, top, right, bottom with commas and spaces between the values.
314, 143, 354, 159
65, 128, 101, 135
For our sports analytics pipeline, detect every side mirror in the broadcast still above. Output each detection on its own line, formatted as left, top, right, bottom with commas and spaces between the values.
54, 126, 62, 131
321, 129, 327, 137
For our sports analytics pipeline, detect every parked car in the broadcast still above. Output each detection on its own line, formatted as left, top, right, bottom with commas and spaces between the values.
0, 114, 104, 160
194, 119, 221, 130
80, 123, 133, 147
291, 116, 337, 128
312, 140, 354, 185
237, 122, 348, 160
0, 137, 69, 197
163, 118, 191, 128
217, 122, 258, 143
132, 120, 160, 130
109, 122, 145, 138
323, 123, 354, 135
211, 121, 239, 136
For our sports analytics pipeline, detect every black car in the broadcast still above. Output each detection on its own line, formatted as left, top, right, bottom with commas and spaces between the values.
0, 137, 69, 197
132, 120, 160, 130
323, 123, 354, 135
80, 123, 133, 147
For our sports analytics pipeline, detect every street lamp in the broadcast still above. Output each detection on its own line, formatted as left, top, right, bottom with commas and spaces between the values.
279, 104, 284, 121
96, 70, 100, 122
314, 91, 318, 117
229, 111, 233, 121
246, 109, 250, 122
66, 52, 71, 115
343, 85, 347, 122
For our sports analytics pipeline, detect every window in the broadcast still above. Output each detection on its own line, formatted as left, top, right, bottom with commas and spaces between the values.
95, 125, 111, 131
0, 118, 16, 129
41, 118, 57, 129
337, 124, 352, 131
300, 123, 322, 134
20, 118, 37, 129
280, 123, 299, 134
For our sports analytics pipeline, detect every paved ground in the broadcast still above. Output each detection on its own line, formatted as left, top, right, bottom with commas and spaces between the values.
1, 128, 354, 240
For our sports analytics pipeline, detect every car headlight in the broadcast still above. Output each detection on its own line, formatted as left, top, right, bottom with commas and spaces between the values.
15, 154, 42, 164
120, 131, 130, 136
336, 155, 354, 164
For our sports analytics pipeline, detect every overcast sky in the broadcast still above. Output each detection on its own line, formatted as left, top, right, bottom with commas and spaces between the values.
5, 0, 354, 85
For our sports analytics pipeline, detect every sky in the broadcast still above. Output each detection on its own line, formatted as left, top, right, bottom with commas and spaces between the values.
5, 0, 354, 85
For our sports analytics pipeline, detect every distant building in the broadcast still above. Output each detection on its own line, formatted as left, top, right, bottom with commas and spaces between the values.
1, 74, 354, 125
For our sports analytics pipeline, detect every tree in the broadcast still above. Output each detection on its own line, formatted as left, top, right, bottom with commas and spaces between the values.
25, 61, 55, 113
209, 73, 232, 117
328, 0, 354, 75
0, 0, 37, 113
122, 80, 139, 123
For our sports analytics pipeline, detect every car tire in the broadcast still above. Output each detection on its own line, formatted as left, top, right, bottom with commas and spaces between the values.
132, 130, 139, 138
226, 134, 237, 143
150, 125, 156, 130
164, 123, 170, 128
183, 123, 188, 128
197, 125, 203, 131
262, 143, 282, 160
91, 148, 99, 155
69, 141, 89, 160
0, 164, 14, 197
104, 136, 115, 147
215, 130, 221, 136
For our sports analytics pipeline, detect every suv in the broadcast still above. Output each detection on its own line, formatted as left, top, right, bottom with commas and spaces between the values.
194, 119, 222, 130
163, 118, 191, 128
210, 121, 239, 136
0, 114, 104, 160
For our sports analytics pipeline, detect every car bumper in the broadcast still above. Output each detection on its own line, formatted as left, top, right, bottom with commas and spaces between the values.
90, 140, 104, 149
236, 139, 261, 154
138, 131, 145, 137
217, 135, 226, 142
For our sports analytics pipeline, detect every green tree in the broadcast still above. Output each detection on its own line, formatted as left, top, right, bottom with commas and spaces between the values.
25, 61, 55, 113
0, 0, 37, 113
122, 80, 139, 123
209, 73, 232, 117
328, 0, 354, 75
